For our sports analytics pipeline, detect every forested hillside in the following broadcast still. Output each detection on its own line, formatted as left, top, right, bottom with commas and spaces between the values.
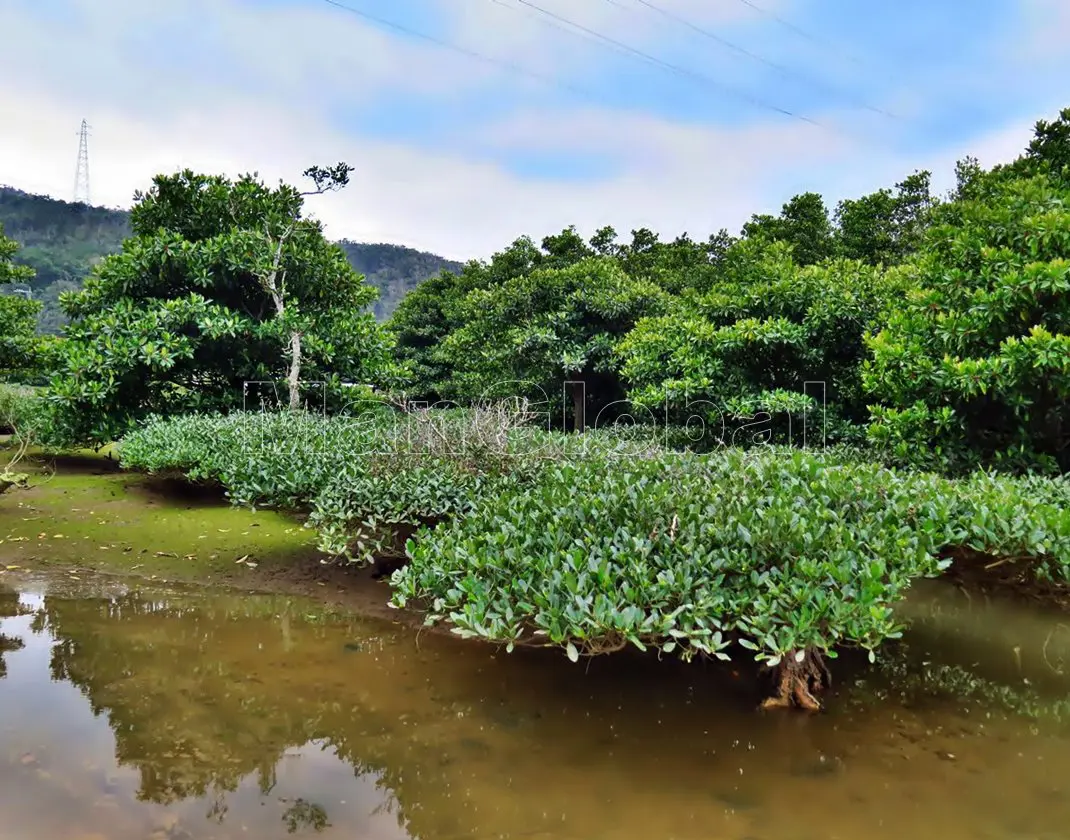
0, 185, 461, 331
336, 240, 464, 320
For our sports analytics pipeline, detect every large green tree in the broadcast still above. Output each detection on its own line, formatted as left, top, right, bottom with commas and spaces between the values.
442, 256, 669, 430
834, 171, 935, 266
619, 238, 912, 444
742, 192, 834, 266
49, 166, 396, 445
389, 227, 601, 404
865, 172, 1070, 472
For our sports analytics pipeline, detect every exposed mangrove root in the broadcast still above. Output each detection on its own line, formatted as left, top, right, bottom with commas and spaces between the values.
759, 649, 831, 712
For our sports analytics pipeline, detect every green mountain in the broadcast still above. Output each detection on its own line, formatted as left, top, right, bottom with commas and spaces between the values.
0, 185, 463, 332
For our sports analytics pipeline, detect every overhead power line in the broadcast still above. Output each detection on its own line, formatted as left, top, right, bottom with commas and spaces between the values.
489, 0, 635, 61
508, 0, 818, 124
319, 0, 597, 101
730, 0, 868, 68
626, 0, 895, 118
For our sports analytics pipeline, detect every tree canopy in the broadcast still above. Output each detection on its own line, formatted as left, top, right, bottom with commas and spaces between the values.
47, 168, 398, 445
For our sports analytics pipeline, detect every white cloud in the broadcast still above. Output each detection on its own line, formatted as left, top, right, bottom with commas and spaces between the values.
0, 0, 1060, 263
442, 0, 784, 79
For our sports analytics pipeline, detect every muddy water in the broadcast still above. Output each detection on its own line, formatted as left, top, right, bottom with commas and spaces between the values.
0, 572, 1067, 840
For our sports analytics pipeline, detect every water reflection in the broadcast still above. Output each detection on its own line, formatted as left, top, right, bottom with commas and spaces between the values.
0, 582, 28, 677
1, 572, 1069, 840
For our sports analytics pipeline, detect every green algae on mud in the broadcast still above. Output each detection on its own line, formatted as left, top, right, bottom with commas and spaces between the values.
0, 447, 438, 627
0, 447, 322, 583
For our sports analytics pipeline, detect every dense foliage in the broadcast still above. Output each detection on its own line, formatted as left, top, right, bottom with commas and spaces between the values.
118, 407, 591, 561
865, 173, 1070, 472
119, 408, 672, 559
392, 450, 1070, 667
442, 255, 670, 430
0, 223, 55, 384
619, 240, 913, 444
45, 168, 401, 446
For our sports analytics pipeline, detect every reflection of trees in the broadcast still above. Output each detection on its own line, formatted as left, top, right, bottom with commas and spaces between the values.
0, 582, 28, 678
29, 589, 474, 838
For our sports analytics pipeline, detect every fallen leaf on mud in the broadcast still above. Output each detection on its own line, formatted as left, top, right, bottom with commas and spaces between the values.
245, 561, 258, 568
184, 554, 196, 561
154, 551, 178, 558
5, 565, 20, 571
52, 534, 64, 539
217, 529, 231, 533
37, 533, 46, 539
235, 554, 250, 564
130, 564, 143, 570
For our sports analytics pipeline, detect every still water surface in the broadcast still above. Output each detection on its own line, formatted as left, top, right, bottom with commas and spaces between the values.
1, 572, 1069, 840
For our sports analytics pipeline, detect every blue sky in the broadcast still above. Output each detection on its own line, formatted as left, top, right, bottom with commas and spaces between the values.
0, 0, 1067, 259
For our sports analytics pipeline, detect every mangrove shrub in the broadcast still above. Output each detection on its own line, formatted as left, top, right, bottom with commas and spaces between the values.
865, 174, 1070, 472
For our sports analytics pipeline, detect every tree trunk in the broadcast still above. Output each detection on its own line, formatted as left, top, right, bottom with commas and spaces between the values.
287, 330, 302, 411
570, 380, 585, 433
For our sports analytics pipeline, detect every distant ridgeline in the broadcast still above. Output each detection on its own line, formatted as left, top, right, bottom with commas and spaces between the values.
0, 185, 463, 332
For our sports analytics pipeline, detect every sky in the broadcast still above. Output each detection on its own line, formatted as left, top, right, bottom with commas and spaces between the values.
0, 0, 1067, 261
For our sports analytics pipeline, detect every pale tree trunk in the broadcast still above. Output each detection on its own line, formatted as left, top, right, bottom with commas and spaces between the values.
261, 222, 304, 412
287, 330, 302, 411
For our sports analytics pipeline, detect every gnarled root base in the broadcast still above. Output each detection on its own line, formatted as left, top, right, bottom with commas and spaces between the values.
759, 649, 832, 712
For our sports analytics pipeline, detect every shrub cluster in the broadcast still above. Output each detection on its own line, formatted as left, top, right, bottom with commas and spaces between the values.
391, 448, 1070, 670
118, 406, 660, 561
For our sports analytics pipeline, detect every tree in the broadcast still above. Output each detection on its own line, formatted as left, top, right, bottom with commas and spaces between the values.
742, 192, 834, 265
443, 257, 669, 431
0, 295, 41, 381
48, 166, 394, 445
389, 228, 600, 403
835, 171, 935, 266
0, 223, 46, 382
388, 268, 471, 402
864, 173, 1070, 472
619, 239, 911, 444
1027, 107, 1070, 177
